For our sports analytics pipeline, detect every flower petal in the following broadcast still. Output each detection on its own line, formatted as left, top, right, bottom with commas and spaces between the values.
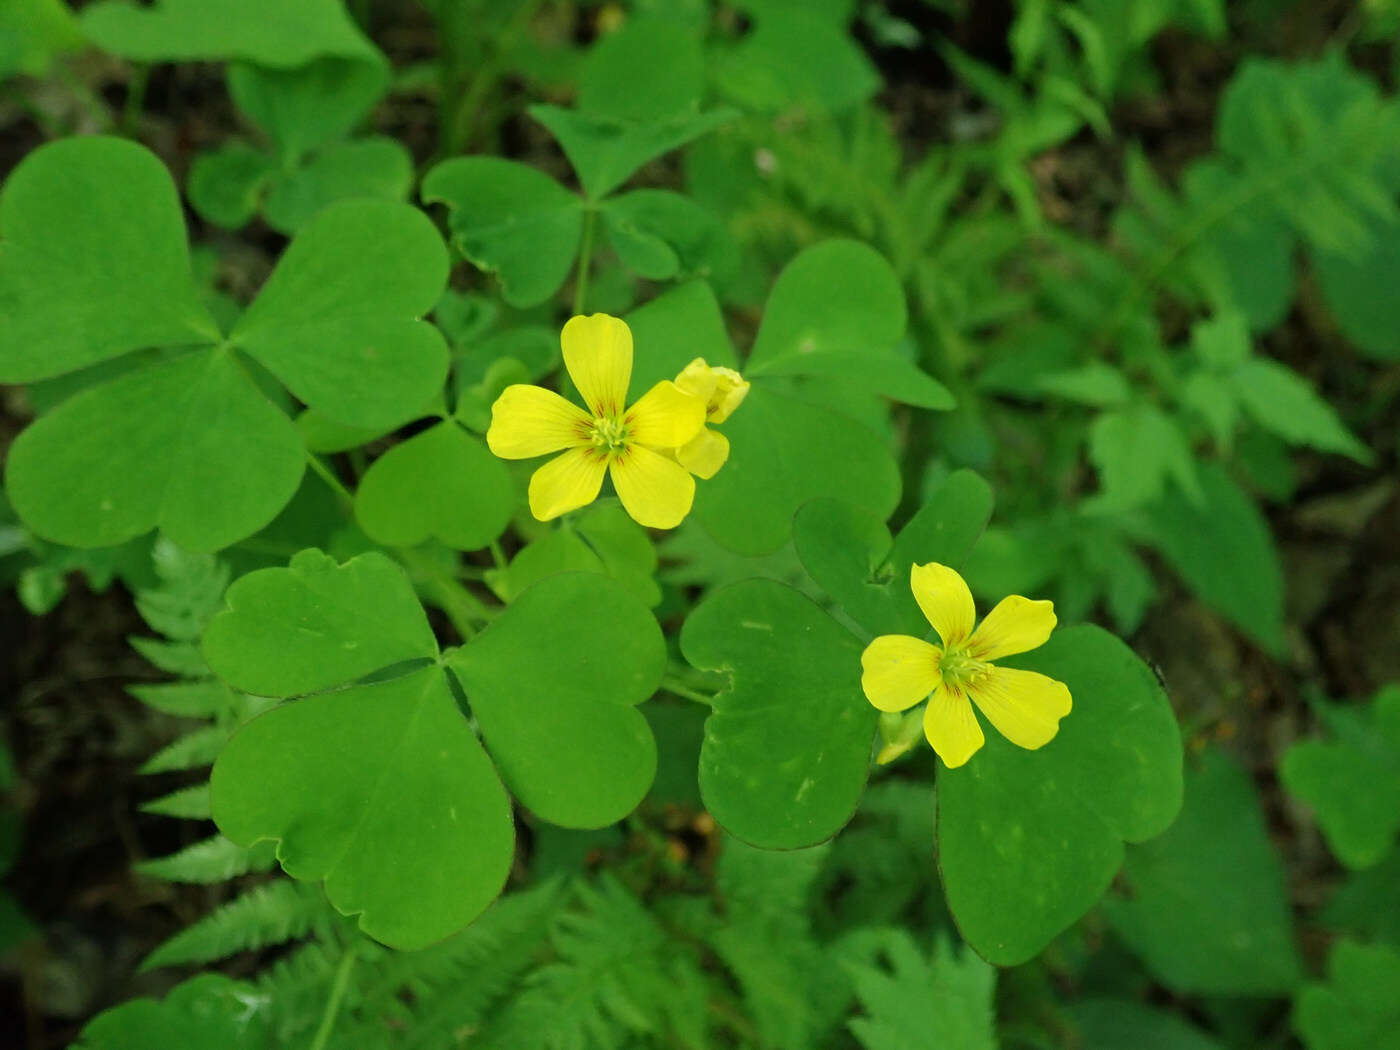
676, 358, 750, 422
626, 380, 705, 449
609, 445, 695, 529
910, 562, 976, 648
966, 666, 1072, 752
527, 448, 608, 521
968, 595, 1057, 660
487, 384, 592, 459
923, 683, 985, 768
562, 313, 632, 418
676, 427, 729, 480
860, 635, 941, 713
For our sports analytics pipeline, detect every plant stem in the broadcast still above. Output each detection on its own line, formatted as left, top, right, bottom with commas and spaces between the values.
661, 676, 713, 706
572, 206, 598, 315
306, 453, 355, 508
121, 62, 149, 138
308, 942, 357, 1050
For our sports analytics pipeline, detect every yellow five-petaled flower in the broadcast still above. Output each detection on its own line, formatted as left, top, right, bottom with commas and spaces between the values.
487, 314, 709, 529
860, 563, 1072, 768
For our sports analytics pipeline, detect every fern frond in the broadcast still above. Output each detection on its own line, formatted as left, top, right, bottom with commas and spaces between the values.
140, 783, 212, 820
128, 678, 239, 718
133, 539, 230, 641
128, 636, 209, 677
142, 879, 334, 971
137, 835, 277, 883
139, 725, 231, 774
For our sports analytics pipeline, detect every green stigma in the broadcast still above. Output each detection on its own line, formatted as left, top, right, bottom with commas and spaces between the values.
590, 416, 630, 455
938, 646, 990, 690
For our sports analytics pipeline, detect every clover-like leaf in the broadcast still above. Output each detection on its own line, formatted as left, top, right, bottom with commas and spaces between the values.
694, 385, 901, 556
681, 578, 874, 849
1293, 940, 1400, 1050
205, 553, 665, 947
715, 8, 880, 114
422, 157, 584, 308
0, 0, 83, 79
354, 420, 514, 552
937, 625, 1183, 966
81, 0, 379, 67
73, 974, 271, 1050
228, 57, 390, 163
230, 198, 449, 429
187, 142, 278, 229
530, 104, 736, 202
601, 189, 736, 284
624, 280, 741, 397
793, 470, 993, 637
576, 15, 705, 124
1102, 747, 1302, 995
261, 138, 414, 235
488, 503, 660, 608
1280, 685, 1400, 870
0, 137, 218, 383
450, 572, 665, 829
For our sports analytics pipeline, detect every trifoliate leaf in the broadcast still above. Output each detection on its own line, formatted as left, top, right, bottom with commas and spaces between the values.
577, 16, 705, 124
228, 57, 389, 163
1293, 940, 1400, 1050
353, 421, 514, 552
421, 157, 583, 308
530, 104, 736, 201
623, 280, 741, 397
680, 578, 874, 848
81, 0, 379, 67
230, 198, 449, 429
793, 469, 994, 637
715, 9, 880, 114
0, 137, 218, 383
5, 350, 304, 552
1103, 747, 1302, 995
488, 504, 661, 608
938, 625, 1183, 966
73, 974, 271, 1050
449, 573, 665, 828
601, 189, 736, 284
261, 137, 414, 234
187, 142, 278, 230
1280, 685, 1400, 869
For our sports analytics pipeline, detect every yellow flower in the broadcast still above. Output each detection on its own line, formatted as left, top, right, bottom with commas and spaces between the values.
860, 563, 1072, 769
487, 314, 706, 529
670, 358, 750, 480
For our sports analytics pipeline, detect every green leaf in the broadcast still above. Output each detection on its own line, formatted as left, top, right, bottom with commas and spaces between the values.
1294, 940, 1400, 1050
421, 157, 583, 308
716, 10, 880, 113
137, 836, 277, 883
601, 189, 735, 283
0, 137, 217, 384
213, 664, 515, 949
1139, 463, 1285, 654
1280, 685, 1400, 869
230, 198, 450, 429
73, 974, 271, 1050
228, 56, 389, 162
1071, 1000, 1225, 1050
938, 625, 1183, 966
5, 350, 305, 551
262, 137, 414, 234
140, 783, 213, 819
1103, 747, 1302, 995
449, 573, 664, 828
844, 932, 997, 1050
0, 0, 83, 78
1036, 363, 1133, 407
81, 0, 378, 67
1230, 358, 1372, 463
793, 469, 994, 637
1086, 404, 1200, 511
680, 579, 874, 848
623, 280, 741, 398
530, 103, 736, 201
1314, 213, 1400, 361
187, 142, 277, 230
354, 421, 514, 552
578, 16, 704, 123
142, 879, 331, 970
1322, 848, 1400, 945
694, 385, 901, 556
203, 549, 437, 697
488, 504, 661, 608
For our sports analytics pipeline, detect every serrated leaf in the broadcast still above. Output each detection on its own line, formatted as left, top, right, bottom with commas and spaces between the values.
128, 679, 237, 718
449, 573, 665, 829
681, 579, 873, 848
354, 421, 514, 552
140, 725, 233, 774
938, 626, 1183, 966
142, 879, 332, 971
421, 157, 583, 308
1103, 747, 1302, 995
844, 932, 997, 1050
137, 836, 277, 883
1280, 685, 1400, 869
1231, 358, 1372, 463
1087, 404, 1201, 511
141, 783, 213, 819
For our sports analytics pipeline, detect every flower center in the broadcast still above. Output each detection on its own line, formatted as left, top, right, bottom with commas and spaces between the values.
938, 646, 991, 690
589, 416, 630, 455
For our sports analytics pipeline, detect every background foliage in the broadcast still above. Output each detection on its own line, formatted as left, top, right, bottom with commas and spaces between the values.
1, 1, 1398, 1048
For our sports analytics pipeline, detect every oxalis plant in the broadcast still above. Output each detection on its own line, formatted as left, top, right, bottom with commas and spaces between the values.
3, 2, 1392, 1049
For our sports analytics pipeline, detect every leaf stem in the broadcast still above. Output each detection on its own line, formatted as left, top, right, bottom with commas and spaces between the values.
306, 453, 355, 508
308, 941, 357, 1050
661, 675, 713, 706
121, 62, 149, 138
572, 206, 598, 316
